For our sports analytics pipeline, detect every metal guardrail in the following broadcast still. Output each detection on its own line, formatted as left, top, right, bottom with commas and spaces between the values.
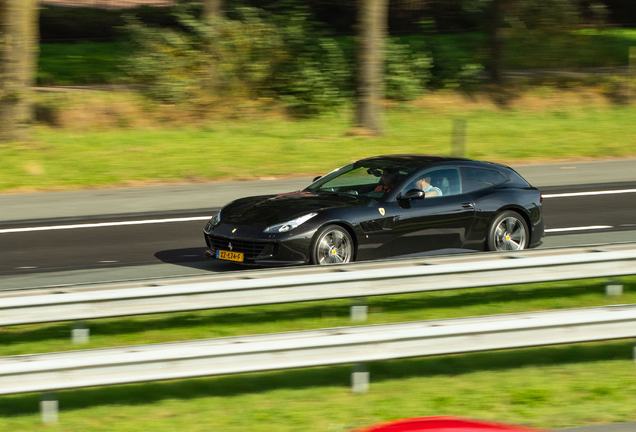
2, 244, 636, 327
2, 304, 636, 396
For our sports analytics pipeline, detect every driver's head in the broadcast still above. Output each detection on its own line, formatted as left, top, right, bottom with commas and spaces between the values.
416, 176, 432, 190
382, 169, 398, 188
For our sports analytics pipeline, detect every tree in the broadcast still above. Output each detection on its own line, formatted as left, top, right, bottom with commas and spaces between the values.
354, 0, 389, 135
487, 0, 508, 85
201, 0, 223, 21
463, 0, 590, 85
0, 0, 39, 143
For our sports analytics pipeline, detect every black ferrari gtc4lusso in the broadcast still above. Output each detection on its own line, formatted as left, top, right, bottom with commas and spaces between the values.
203, 155, 545, 266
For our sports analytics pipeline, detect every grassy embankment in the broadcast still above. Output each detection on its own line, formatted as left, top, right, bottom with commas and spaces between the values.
3, 92, 636, 193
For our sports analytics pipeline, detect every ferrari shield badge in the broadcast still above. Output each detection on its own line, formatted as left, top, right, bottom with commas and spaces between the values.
232, 228, 237, 233
378, 208, 385, 216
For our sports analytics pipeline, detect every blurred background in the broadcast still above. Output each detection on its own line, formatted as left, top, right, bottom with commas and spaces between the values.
1, 0, 635, 191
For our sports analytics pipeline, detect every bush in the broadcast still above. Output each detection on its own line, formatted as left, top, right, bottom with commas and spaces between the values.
385, 39, 432, 101
419, 30, 485, 91
123, 5, 443, 116
123, 6, 351, 116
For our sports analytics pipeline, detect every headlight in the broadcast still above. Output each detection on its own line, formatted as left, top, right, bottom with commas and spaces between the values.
264, 213, 318, 233
205, 210, 222, 232
211, 210, 221, 225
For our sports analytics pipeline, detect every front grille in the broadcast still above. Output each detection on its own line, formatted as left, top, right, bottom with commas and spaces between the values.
206, 234, 273, 260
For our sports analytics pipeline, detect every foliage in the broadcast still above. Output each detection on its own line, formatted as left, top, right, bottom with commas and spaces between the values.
415, 23, 485, 91
460, 0, 612, 74
122, 3, 441, 115
384, 39, 432, 101
263, 8, 351, 116
123, 6, 351, 116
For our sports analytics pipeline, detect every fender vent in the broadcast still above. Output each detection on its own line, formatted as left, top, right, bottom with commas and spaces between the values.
360, 220, 384, 233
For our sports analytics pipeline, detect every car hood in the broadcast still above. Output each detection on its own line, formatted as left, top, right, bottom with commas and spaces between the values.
221, 190, 370, 227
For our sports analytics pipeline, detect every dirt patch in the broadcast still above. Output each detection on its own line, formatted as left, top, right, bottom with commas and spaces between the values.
410, 87, 613, 114
36, 86, 625, 131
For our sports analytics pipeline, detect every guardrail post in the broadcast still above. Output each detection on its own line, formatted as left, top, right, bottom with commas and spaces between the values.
605, 279, 623, 297
40, 393, 58, 423
72, 322, 90, 344
350, 298, 368, 322
351, 363, 369, 393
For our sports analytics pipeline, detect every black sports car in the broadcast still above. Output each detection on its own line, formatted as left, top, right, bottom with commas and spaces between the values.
203, 155, 545, 266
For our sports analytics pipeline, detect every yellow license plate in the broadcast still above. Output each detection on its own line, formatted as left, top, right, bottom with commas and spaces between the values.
216, 250, 244, 262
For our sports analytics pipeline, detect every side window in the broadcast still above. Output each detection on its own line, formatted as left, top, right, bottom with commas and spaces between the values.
402, 168, 462, 198
461, 167, 507, 193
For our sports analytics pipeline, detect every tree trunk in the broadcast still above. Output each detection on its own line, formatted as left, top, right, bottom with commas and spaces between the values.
201, 0, 223, 21
0, 0, 39, 143
354, 0, 388, 135
487, 0, 505, 85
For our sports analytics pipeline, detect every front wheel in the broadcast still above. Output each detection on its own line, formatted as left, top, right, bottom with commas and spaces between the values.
487, 211, 529, 251
311, 225, 354, 265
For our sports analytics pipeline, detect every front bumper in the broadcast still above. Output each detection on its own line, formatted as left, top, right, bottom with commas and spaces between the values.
203, 229, 314, 266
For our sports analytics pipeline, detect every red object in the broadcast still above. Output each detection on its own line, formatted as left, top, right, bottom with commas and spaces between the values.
354, 416, 543, 432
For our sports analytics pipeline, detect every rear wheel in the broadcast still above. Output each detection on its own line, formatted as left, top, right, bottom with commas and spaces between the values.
487, 211, 529, 251
311, 225, 354, 265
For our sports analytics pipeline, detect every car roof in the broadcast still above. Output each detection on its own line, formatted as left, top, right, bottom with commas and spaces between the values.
356, 155, 511, 172
357, 155, 465, 167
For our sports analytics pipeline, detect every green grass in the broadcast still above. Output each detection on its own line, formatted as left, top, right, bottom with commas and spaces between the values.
3, 99, 635, 192
1, 278, 635, 430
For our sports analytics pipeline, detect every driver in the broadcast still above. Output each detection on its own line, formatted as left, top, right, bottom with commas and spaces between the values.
414, 176, 443, 197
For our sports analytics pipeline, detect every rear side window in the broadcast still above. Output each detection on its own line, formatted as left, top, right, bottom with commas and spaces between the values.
461, 167, 507, 193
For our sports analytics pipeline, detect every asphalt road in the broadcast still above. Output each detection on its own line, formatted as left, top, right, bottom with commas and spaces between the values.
0, 181, 635, 274
1, 159, 636, 290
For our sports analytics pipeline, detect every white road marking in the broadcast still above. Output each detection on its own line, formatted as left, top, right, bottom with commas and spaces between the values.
545, 225, 613, 233
0, 187, 635, 234
98, 260, 119, 263
0, 216, 212, 234
16, 266, 38, 269
543, 189, 636, 198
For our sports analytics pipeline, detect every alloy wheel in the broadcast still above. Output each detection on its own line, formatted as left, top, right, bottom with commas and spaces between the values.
493, 216, 527, 251
315, 228, 353, 264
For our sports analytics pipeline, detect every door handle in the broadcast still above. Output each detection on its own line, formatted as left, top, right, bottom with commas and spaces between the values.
461, 202, 474, 209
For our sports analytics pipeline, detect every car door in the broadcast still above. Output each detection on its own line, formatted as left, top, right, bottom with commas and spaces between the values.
353, 203, 398, 261
388, 167, 476, 256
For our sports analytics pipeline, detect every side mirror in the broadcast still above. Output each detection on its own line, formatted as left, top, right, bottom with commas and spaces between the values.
399, 189, 425, 200
312, 176, 322, 182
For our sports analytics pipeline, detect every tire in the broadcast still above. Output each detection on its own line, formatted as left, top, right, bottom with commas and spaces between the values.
311, 225, 354, 265
486, 210, 529, 252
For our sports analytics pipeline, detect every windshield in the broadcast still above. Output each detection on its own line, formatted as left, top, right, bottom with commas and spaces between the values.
305, 161, 418, 200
